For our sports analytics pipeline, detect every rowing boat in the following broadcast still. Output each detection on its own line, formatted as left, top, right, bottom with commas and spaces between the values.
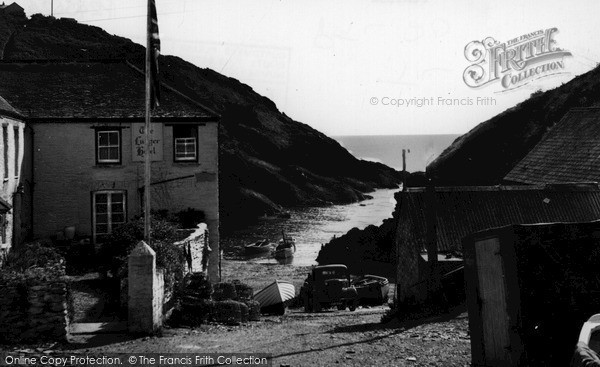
254, 280, 296, 314
244, 239, 275, 255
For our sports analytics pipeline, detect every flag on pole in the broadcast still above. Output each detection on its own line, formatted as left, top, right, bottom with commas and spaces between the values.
149, 0, 161, 109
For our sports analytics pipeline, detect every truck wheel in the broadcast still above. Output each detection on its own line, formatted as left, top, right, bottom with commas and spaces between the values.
348, 300, 358, 311
313, 299, 322, 312
337, 304, 346, 311
303, 295, 313, 313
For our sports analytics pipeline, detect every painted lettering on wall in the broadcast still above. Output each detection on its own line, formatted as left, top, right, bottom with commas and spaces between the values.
132, 123, 163, 162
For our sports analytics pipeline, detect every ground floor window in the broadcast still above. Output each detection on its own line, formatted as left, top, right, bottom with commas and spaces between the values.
93, 191, 126, 241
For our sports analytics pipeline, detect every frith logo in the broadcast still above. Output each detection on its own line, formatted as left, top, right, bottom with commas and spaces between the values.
463, 28, 572, 91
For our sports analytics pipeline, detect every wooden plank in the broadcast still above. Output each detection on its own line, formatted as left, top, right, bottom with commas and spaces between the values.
475, 237, 512, 366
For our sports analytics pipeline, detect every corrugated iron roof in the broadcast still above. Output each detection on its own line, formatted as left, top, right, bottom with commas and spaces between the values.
505, 108, 600, 184
0, 60, 218, 120
396, 184, 600, 252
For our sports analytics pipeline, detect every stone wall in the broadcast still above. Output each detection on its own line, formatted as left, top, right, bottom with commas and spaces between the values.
0, 279, 69, 343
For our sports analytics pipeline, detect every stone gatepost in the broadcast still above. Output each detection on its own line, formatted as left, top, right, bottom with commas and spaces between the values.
128, 241, 163, 334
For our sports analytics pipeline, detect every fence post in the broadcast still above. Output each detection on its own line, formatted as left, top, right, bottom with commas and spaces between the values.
128, 241, 162, 334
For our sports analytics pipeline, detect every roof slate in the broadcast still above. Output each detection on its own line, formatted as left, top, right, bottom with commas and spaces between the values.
504, 108, 600, 184
396, 184, 600, 252
0, 60, 218, 120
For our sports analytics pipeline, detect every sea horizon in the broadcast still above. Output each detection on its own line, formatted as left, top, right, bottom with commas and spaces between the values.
333, 134, 461, 173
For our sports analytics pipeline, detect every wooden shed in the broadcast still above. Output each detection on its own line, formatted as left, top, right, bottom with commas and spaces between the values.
463, 221, 600, 367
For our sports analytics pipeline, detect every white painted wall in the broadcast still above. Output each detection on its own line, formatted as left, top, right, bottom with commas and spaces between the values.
0, 115, 25, 251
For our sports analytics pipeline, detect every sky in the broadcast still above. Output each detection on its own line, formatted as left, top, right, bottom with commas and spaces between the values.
14, 0, 600, 136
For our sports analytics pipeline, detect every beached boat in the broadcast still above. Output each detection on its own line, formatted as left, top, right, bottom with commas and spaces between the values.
353, 274, 390, 305
244, 239, 274, 255
254, 280, 296, 315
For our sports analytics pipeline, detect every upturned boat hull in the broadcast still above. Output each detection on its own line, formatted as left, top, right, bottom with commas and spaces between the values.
254, 280, 296, 309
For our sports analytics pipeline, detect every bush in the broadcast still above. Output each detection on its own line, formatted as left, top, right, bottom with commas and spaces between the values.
99, 216, 182, 277
4, 242, 63, 272
0, 242, 66, 284
180, 272, 212, 299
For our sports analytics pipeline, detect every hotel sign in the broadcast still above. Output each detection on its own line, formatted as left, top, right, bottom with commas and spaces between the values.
132, 123, 163, 162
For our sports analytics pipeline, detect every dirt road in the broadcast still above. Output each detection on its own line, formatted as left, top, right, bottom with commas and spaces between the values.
68, 306, 471, 367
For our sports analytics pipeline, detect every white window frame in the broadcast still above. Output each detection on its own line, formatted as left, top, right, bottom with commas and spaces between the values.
92, 190, 126, 242
174, 136, 197, 161
96, 130, 121, 164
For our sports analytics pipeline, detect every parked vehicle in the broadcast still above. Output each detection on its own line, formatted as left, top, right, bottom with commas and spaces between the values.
353, 274, 389, 306
244, 239, 275, 255
254, 280, 296, 315
300, 264, 358, 312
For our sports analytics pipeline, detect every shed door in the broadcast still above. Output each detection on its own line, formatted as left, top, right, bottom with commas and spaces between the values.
475, 237, 512, 366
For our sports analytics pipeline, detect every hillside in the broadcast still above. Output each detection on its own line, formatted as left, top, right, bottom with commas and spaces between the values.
0, 12, 401, 231
318, 66, 600, 273
428, 65, 600, 184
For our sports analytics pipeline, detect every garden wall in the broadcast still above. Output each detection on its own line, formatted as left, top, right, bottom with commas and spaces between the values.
0, 278, 70, 343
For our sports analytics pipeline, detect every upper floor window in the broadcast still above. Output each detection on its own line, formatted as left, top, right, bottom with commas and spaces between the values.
173, 125, 197, 162
96, 130, 121, 164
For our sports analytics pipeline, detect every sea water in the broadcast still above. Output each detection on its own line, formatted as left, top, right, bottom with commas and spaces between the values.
222, 134, 458, 266
221, 188, 399, 266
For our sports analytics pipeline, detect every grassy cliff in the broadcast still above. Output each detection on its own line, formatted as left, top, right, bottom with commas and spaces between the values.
428, 65, 600, 184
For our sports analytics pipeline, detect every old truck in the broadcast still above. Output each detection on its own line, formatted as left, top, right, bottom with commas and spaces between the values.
300, 264, 358, 312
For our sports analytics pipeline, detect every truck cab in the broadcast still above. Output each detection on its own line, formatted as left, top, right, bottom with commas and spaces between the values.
300, 264, 358, 312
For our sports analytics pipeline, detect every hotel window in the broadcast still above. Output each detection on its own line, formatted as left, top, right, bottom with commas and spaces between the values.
96, 130, 121, 164
173, 125, 197, 162
93, 191, 126, 241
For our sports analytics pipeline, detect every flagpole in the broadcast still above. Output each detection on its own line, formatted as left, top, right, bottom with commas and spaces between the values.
144, 0, 152, 242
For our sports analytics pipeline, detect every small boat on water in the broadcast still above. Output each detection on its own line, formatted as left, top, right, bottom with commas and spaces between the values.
244, 239, 274, 255
254, 280, 296, 315
272, 231, 296, 259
